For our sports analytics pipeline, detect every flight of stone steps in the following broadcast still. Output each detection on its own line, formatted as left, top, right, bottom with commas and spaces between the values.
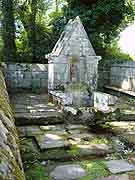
10, 93, 135, 180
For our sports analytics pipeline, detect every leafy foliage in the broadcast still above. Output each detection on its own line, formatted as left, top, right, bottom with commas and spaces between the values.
1, 0, 16, 62
52, 0, 135, 59
1, 0, 135, 62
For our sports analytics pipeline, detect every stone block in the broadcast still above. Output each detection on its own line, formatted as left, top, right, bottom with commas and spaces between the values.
94, 92, 118, 112
105, 160, 135, 174
35, 134, 67, 150
50, 164, 86, 180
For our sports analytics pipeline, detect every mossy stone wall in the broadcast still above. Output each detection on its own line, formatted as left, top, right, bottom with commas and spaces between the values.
0, 69, 25, 180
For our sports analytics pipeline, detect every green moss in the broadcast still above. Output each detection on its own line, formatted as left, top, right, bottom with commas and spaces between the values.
89, 137, 109, 145
39, 149, 70, 160
25, 163, 50, 180
69, 145, 79, 157
66, 82, 91, 92
24, 159, 111, 180
80, 160, 111, 180
19, 138, 40, 162
0, 153, 25, 180
0, 96, 14, 120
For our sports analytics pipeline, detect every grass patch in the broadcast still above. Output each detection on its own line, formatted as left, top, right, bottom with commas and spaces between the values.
24, 160, 111, 180
25, 163, 50, 180
69, 144, 79, 157
80, 160, 111, 180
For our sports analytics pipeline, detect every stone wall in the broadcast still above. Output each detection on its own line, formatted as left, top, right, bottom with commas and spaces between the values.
4, 63, 48, 93
97, 60, 112, 90
0, 69, 25, 180
98, 60, 135, 91
110, 62, 135, 91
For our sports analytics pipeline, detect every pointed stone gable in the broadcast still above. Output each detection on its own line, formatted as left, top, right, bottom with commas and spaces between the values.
51, 16, 96, 58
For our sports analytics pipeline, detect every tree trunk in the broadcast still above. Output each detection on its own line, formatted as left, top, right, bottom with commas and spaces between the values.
30, 0, 38, 61
2, 0, 16, 62
56, 0, 58, 12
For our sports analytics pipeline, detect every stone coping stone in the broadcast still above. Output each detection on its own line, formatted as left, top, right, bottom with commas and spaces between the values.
50, 164, 86, 180
104, 160, 135, 174
95, 174, 129, 180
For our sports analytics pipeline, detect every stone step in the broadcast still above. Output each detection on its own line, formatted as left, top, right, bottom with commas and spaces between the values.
119, 111, 135, 121
15, 111, 63, 125
35, 133, 69, 150
17, 125, 91, 137
18, 125, 114, 160
38, 143, 111, 161
21, 144, 112, 162
17, 125, 66, 137
20, 136, 113, 161
17, 126, 44, 137
110, 121, 135, 146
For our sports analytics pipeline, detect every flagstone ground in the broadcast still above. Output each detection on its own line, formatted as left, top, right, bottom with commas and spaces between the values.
8, 92, 135, 180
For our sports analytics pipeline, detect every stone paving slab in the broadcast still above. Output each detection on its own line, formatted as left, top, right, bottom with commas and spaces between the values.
68, 129, 88, 135
66, 124, 89, 130
50, 164, 86, 180
40, 125, 65, 132
105, 160, 135, 174
95, 174, 129, 180
35, 134, 68, 150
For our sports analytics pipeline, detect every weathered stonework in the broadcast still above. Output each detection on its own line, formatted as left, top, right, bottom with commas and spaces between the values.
0, 70, 25, 180
48, 16, 101, 90
4, 63, 48, 93
47, 16, 101, 107
98, 60, 135, 95
110, 61, 135, 91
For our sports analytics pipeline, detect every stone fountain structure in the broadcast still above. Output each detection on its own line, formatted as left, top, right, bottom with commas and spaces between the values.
48, 16, 102, 107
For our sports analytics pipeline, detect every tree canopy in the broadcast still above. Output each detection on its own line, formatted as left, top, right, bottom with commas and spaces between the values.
1, 0, 135, 62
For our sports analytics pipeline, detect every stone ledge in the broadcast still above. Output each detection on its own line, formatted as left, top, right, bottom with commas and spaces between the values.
104, 85, 135, 97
